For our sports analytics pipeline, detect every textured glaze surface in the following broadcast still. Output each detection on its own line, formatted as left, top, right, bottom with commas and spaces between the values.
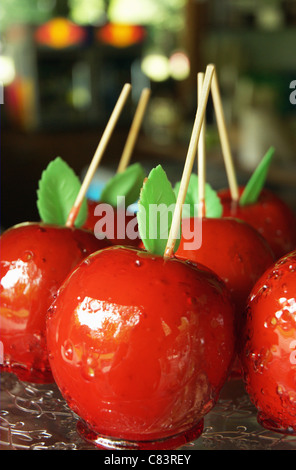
240, 250, 296, 434
0, 222, 108, 383
83, 200, 140, 247
218, 187, 296, 260
176, 217, 275, 322
46, 246, 235, 447
2, 372, 296, 450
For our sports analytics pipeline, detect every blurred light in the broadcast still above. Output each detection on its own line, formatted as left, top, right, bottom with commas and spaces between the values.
72, 61, 91, 109
169, 50, 190, 80
141, 54, 170, 82
256, 6, 284, 30
0, 55, 15, 85
108, 0, 158, 25
35, 17, 87, 48
108, 0, 186, 30
97, 23, 146, 48
69, 0, 105, 25
72, 87, 91, 108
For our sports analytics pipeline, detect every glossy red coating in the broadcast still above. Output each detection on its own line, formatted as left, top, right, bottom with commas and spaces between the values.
176, 217, 275, 324
0, 222, 109, 383
83, 199, 140, 247
218, 187, 296, 260
239, 250, 296, 434
46, 246, 235, 448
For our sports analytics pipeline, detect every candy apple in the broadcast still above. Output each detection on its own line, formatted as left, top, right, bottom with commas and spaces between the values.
46, 245, 235, 449
0, 222, 109, 383
239, 250, 296, 434
218, 187, 296, 260
176, 217, 276, 378
176, 217, 275, 328
0, 156, 110, 383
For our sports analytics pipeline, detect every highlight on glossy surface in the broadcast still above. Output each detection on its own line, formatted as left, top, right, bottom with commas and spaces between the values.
240, 250, 296, 434
0, 222, 108, 383
46, 245, 235, 449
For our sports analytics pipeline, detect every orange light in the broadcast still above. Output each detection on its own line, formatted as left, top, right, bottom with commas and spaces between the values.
35, 18, 87, 48
97, 23, 145, 48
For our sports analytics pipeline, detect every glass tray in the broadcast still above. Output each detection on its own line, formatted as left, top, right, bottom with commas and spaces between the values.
1, 371, 296, 451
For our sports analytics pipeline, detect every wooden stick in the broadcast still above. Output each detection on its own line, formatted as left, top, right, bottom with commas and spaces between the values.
164, 64, 215, 258
117, 87, 151, 173
210, 65, 239, 201
66, 83, 132, 227
197, 72, 206, 218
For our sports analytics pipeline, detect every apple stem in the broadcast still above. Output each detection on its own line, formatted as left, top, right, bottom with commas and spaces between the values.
197, 72, 206, 218
210, 66, 239, 202
65, 83, 132, 228
117, 87, 151, 174
164, 64, 215, 258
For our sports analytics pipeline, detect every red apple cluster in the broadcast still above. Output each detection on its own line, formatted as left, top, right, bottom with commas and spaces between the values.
1, 170, 295, 449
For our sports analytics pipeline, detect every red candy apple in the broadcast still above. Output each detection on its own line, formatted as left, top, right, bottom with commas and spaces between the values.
0, 157, 110, 383
176, 217, 275, 325
218, 187, 296, 260
239, 250, 296, 434
46, 245, 235, 449
0, 222, 109, 383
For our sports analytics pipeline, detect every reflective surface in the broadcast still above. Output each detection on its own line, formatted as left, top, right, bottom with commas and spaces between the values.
1, 372, 296, 450
239, 250, 296, 435
46, 246, 235, 446
0, 223, 109, 383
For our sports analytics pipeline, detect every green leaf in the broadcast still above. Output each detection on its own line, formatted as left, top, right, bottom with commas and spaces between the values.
239, 146, 275, 206
100, 163, 146, 207
36, 157, 87, 227
174, 174, 223, 219
137, 165, 180, 256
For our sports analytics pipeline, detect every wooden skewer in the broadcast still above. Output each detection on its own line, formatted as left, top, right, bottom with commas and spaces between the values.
66, 83, 132, 227
197, 72, 206, 218
164, 64, 215, 258
117, 87, 151, 174
210, 64, 239, 201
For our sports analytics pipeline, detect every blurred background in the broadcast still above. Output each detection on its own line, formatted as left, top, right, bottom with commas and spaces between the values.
1, 0, 296, 229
